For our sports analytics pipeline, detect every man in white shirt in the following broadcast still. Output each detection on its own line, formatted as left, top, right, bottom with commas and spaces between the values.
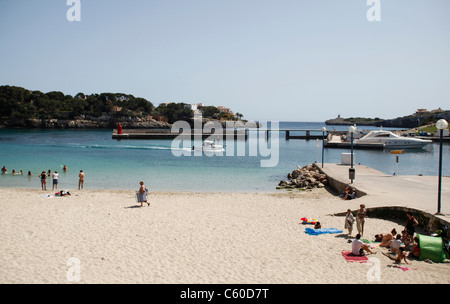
352, 234, 376, 256
52, 171, 60, 190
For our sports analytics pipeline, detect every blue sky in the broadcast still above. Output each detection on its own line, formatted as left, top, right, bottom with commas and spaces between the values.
0, 0, 449, 121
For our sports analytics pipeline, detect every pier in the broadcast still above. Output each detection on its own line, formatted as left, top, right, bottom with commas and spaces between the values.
112, 128, 249, 140
323, 141, 384, 149
112, 128, 328, 140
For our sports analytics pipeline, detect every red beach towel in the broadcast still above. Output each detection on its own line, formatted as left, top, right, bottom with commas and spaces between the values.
341, 251, 369, 263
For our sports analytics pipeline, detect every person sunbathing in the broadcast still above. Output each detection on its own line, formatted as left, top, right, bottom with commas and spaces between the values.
375, 228, 397, 247
383, 247, 409, 264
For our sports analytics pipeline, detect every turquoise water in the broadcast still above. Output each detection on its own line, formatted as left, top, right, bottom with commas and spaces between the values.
0, 122, 448, 192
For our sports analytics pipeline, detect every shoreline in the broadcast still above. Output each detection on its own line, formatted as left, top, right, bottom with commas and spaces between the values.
1, 187, 449, 284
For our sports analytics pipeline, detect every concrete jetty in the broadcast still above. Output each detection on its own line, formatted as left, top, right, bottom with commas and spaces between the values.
317, 163, 450, 232
112, 128, 248, 140
112, 128, 329, 140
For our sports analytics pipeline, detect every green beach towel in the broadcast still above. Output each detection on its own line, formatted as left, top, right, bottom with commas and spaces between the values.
418, 234, 445, 263
361, 238, 379, 244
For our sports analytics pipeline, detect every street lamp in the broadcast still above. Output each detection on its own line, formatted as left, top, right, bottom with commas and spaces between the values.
321, 127, 327, 168
436, 119, 448, 215
348, 125, 357, 183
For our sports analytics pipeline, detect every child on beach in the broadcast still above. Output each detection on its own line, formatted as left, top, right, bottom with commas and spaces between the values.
402, 230, 413, 249
344, 209, 355, 236
408, 237, 420, 259
138, 181, 150, 207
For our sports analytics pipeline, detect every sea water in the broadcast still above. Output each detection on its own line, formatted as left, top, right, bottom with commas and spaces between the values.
0, 122, 448, 192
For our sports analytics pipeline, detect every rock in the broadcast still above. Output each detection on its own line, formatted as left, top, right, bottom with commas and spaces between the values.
278, 163, 329, 191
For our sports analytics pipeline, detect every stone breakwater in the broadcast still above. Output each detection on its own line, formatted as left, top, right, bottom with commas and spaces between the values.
277, 163, 328, 190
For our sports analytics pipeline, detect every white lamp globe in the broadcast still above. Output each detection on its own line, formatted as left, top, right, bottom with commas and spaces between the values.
348, 126, 357, 133
436, 119, 448, 130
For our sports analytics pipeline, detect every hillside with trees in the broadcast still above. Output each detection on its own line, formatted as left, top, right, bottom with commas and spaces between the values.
0, 85, 244, 128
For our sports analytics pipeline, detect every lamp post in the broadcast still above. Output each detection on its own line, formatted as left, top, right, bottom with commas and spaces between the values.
348, 126, 357, 183
321, 127, 327, 168
436, 119, 448, 215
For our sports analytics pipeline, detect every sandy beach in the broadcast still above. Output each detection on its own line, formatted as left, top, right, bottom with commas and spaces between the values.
0, 187, 449, 284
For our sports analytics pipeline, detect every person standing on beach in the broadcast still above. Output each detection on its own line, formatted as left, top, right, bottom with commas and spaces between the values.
78, 170, 85, 190
405, 211, 418, 237
138, 181, 149, 207
39, 171, 47, 190
52, 171, 59, 191
356, 204, 367, 237
344, 209, 355, 236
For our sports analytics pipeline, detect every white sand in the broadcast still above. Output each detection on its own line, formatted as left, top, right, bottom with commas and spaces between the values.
0, 187, 449, 284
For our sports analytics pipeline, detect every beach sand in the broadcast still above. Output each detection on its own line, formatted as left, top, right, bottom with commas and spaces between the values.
0, 187, 449, 284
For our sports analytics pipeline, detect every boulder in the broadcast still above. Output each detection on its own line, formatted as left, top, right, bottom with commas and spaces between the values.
278, 164, 329, 190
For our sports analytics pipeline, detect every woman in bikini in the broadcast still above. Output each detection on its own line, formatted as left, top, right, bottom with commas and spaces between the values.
356, 204, 367, 237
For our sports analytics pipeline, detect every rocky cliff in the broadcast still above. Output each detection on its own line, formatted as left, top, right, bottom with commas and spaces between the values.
326, 111, 450, 128
378, 112, 450, 128
0, 114, 172, 129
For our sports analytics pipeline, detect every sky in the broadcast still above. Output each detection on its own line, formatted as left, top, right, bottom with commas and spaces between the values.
0, 0, 449, 122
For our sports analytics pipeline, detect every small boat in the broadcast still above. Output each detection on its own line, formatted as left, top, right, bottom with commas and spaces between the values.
191, 140, 225, 152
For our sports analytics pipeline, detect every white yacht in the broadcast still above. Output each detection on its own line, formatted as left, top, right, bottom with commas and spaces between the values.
192, 140, 225, 152
356, 129, 432, 149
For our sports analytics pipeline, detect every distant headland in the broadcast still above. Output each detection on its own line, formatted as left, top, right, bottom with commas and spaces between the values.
0, 85, 245, 129
326, 108, 450, 128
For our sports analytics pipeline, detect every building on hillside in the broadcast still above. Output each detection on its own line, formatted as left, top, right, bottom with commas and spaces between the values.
430, 108, 444, 113
184, 103, 205, 115
217, 106, 234, 116
414, 108, 428, 116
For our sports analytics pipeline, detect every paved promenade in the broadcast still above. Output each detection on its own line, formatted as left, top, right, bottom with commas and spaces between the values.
319, 163, 450, 224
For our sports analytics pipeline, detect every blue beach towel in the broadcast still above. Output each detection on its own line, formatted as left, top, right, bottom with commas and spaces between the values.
305, 228, 343, 235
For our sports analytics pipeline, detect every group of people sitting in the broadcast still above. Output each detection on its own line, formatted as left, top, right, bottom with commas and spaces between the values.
339, 186, 356, 200
351, 212, 420, 265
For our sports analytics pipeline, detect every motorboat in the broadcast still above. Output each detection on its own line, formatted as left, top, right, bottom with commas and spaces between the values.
191, 140, 225, 152
356, 129, 432, 149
